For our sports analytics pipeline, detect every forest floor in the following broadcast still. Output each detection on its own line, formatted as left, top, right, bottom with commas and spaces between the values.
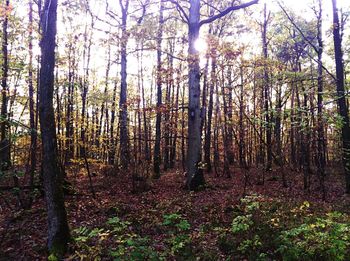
1, 165, 350, 260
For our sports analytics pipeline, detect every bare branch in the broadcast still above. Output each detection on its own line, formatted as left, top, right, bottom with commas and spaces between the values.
278, 2, 320, 54
305, 51, 337, 82
201, 0, 222, 13
165, 0, 189, 22
199, 0, 259, 27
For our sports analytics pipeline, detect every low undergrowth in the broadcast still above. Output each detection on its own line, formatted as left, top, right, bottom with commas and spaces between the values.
68, 193, 350, 260
217, 194, 350, 260
69, 213, 194, 260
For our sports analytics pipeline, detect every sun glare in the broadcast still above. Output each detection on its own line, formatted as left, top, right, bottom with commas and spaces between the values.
194, 38, 208, 53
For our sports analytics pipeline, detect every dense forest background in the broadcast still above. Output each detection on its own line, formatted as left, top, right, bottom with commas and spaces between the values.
0, 0, 350, 259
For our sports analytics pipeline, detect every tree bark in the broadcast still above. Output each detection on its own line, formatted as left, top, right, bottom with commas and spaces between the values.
315, 0, 326, 199
0, 0, 10, 169
332, 0, 350, 193
186, 0, 205, 189
185, 0, 258, 189
39, 0, 70, 256
28, 0, 37, 202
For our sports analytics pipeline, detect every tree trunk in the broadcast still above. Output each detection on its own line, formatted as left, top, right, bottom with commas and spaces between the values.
185, 0, 258, 188
140, 48, 150, 162
0, 0, 10, 169
164, 50, 173, 171
204, 47, 215, 173
154, 0, 164, 178
65, 41, 75, 164
332, 0, 350, 193
108, 80, 117, 165
170, 70, 180, 168
80, 16, 93, 158
119, 0, 130, 170
226, 66, 235, 165
28, 0, 37, 201
315, 0, 326, 199
39, 0, 70, 256
239, 65, 246, 168
186, 0, 205, 189
262, 3, 272, 171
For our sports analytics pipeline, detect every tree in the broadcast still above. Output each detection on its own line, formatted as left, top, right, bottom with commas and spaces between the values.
154, 0, 165, 178
261, 3, 272, 171
0, 0, 10, 169
332, 0, 350, 193
119, 0, 130, 170
279, 1, 326, 195
26, 0, 38, 206
39, 0, 70, 256
170, 0, 259, 189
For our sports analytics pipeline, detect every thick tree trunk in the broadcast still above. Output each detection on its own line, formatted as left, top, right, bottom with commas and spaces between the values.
39, 0, 70, 256
332, 0, 350, 193
186, 0, 205, 189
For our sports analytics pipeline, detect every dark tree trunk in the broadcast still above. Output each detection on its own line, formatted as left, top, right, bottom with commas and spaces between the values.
108, 80, 117, 165
65, 42, 75, 163
0, 0, 10, 169
28, 0, 37, 199
140, 49, 150, 162
262, 3, 272, 171
221, 69, 231, 177
226, 66, 235, 165
39, 0, 70, 256
239, 65, 246, 168
301, 81, 311, 190
181, 81, 186, 172
274, 82, 282, 167
332, 0, 350, 193
97, 45, 111, 157
164, 49, 174, 171
170, 71, 180, 168
315, 0, 326, 199
80, 17, 93, 158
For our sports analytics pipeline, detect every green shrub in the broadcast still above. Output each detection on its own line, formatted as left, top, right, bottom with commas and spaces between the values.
218, 195, 350, 261
162, 213, 193, 258
70, 217, 159, 260
277, 212, 350, 261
